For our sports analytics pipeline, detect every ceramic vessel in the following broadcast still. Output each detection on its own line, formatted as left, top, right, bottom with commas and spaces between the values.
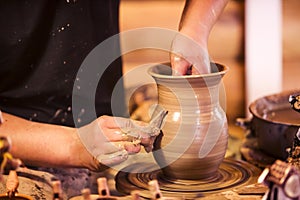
0, 168, 54, 199
246, 90, 300, 159
0, 193, 33, 200
149, 63, 228, 180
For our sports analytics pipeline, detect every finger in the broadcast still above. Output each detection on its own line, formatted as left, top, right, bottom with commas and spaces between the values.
102, 141, 125, 154
139, 135, 151, 145
97, 115, 124, 129
170, 53, 191, 75
96, 149, 128, 167
96, 117, 139, 142
98, 116, 147, 130
141, 137, 154, 153
99, 129, 125, 142
192, 59, 211, 74
100, 128, 145, 143
107, 141, 141, 154
123, 142, 141, 154
97, 115, 135, 131
101, 118, 151, 140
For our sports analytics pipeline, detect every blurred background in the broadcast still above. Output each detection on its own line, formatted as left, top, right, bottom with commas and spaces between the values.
118, 0, 300, 141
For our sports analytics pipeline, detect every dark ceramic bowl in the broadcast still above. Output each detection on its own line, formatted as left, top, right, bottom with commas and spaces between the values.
248, 90, 300, 159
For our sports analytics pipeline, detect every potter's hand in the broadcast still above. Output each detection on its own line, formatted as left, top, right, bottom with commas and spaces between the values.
170, 31, 210, 75
77, 116, 142, 171
77, 111, 167, 171
171, 0, 229, 75
121, 109, 168, 152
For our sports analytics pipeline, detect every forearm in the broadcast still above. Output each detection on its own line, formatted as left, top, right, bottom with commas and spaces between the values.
179, 0, 229, 45
0, 112, 93, 169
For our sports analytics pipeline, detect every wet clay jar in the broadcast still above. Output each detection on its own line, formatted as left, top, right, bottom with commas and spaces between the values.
149, 63, 228, 180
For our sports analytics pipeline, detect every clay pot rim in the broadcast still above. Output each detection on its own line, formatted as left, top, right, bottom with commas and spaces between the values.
0, 193, 33, 200
148, 62, 228, 79
249, 89, 300, 126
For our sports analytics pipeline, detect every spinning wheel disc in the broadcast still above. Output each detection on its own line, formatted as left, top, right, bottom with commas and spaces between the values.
115, 158, 261, 199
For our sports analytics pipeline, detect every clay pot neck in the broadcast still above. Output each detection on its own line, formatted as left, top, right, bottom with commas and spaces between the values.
149, 63, 227, 109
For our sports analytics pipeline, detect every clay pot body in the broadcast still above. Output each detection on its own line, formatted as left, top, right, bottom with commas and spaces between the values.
149, 63, 228, 180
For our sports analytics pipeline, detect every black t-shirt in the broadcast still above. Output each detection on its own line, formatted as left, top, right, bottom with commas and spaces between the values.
0, 0, 126, 127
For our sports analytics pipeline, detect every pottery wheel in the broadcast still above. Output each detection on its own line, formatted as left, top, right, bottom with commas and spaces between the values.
115, 158, 261, 199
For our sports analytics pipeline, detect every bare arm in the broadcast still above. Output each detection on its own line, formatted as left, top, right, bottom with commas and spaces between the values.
179, 0, 229, 45
0, 112, 95, 169
171, 0, 229, 75
0, 112, 156, 171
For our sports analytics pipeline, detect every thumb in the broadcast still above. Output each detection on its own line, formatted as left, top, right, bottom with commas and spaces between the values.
170, 53, 192, 75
